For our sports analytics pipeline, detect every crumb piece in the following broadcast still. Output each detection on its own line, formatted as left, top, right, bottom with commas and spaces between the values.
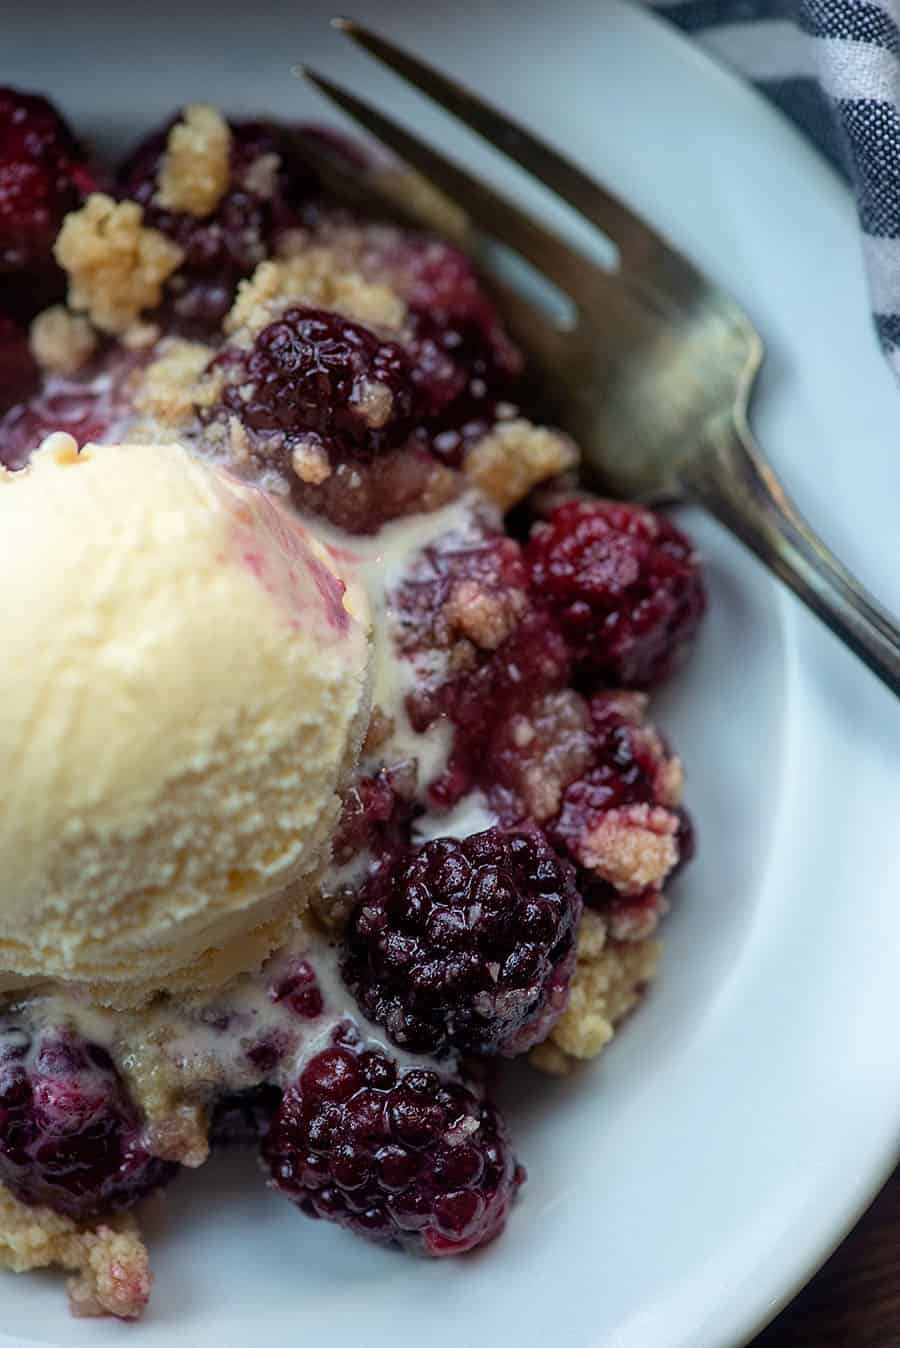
494, 689, 594, 822
29, 305, 97, 375
143, 1103, 210, 1168
352, 377, 394, 429
602, 688, 649, 723
132, 338, 219, 427
0, 1184, 151, 1320
225, 253, 406, 339
122, 320, 161, 350
465, 419, 579, 511
291, 439, 332, 485
227, 414, 252, 462
443, 577, 528, 651
530, 912, 660, 1073
68, 1225, 152, 1320
155, 104, 232, 218
311, 885, 358, 935
240, 152, 281, 200
55, 194, 184, 335
575, 803, 679, 895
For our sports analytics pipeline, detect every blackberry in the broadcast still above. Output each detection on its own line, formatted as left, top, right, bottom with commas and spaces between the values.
526, 499, 706, 687
342, 828, 581, 1057
331, 761, 419, 869
391, 519, 571, 806
0, 1016, 177, 1220
223, 305, 418, 459
549, 691, 689, 934
263, 1042, 523, 1255
0, 87, 95, 320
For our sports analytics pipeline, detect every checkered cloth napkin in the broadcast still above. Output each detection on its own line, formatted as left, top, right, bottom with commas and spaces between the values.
649, 0, 900, 373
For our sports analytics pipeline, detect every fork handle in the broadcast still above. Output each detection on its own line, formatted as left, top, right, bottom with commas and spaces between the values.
677, 413, 900, 698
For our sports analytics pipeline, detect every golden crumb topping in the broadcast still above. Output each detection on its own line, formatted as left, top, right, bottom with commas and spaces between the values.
465, 419, 579, 511
530, 912, 660, 1074
54, 194, 184, 335
156, 104, 232, 218
131, 337, 220, 427
0, 1184, 151, 1320
443, 577, 528, 652
575, 803, 679, 896
29, 305, 97, 376
225, 253, 407, 340
291, 439, 333, 484
496, 690, 594, 822
241, 151, 281, 199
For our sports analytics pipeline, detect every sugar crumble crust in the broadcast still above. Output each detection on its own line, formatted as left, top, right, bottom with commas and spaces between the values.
530, 911, 661, 1074
225, 252, 407, 340
155, 104, 232, 218
241, 151, 282, 200
131, 337, 221, 426
577, 804, 679, 895
0, 1184, 151, 1320
465, 419, 580, 511
29, 305, 97, 376
54, 194, 184, 334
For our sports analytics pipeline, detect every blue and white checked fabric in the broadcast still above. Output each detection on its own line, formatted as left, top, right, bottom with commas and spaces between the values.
647, 0, 900, 373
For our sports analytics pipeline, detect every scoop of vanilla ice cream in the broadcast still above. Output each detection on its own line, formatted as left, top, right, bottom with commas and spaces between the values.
0, 435, 371, 1003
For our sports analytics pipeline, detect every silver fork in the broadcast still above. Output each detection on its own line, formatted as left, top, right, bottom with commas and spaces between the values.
302, 18, 900, 697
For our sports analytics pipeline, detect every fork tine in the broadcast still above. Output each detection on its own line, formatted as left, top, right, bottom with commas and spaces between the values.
302, 67, 600, 303
333, 17, 706, 308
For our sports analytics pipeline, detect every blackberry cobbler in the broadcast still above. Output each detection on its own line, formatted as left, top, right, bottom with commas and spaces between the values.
0, 94, 706, 1319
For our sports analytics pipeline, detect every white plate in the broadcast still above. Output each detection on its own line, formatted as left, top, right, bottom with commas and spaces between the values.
3, 2, 900, 1345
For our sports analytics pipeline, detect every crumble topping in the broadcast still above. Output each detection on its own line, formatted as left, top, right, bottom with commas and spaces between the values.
353, 377, 395, 429
240, 151, 282, 200
131, 337, 221, 426
530, 911, 660, 1074
497, 690, 595, 822
465, 419, 580, 511
0, 1185, 151, 1320
29, 305, 97, 376
54, 194, 184, 334
225, 253, 407, 340
443, 576, 528, 652
291, 439, 332, 484
142, 1103, 210, 1168
155, 104, 232, 218
575, 803, 680, 895
121, 320, 161, 349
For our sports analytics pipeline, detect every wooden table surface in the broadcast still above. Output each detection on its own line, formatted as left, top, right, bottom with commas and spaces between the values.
749, 1163, 900, 1346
